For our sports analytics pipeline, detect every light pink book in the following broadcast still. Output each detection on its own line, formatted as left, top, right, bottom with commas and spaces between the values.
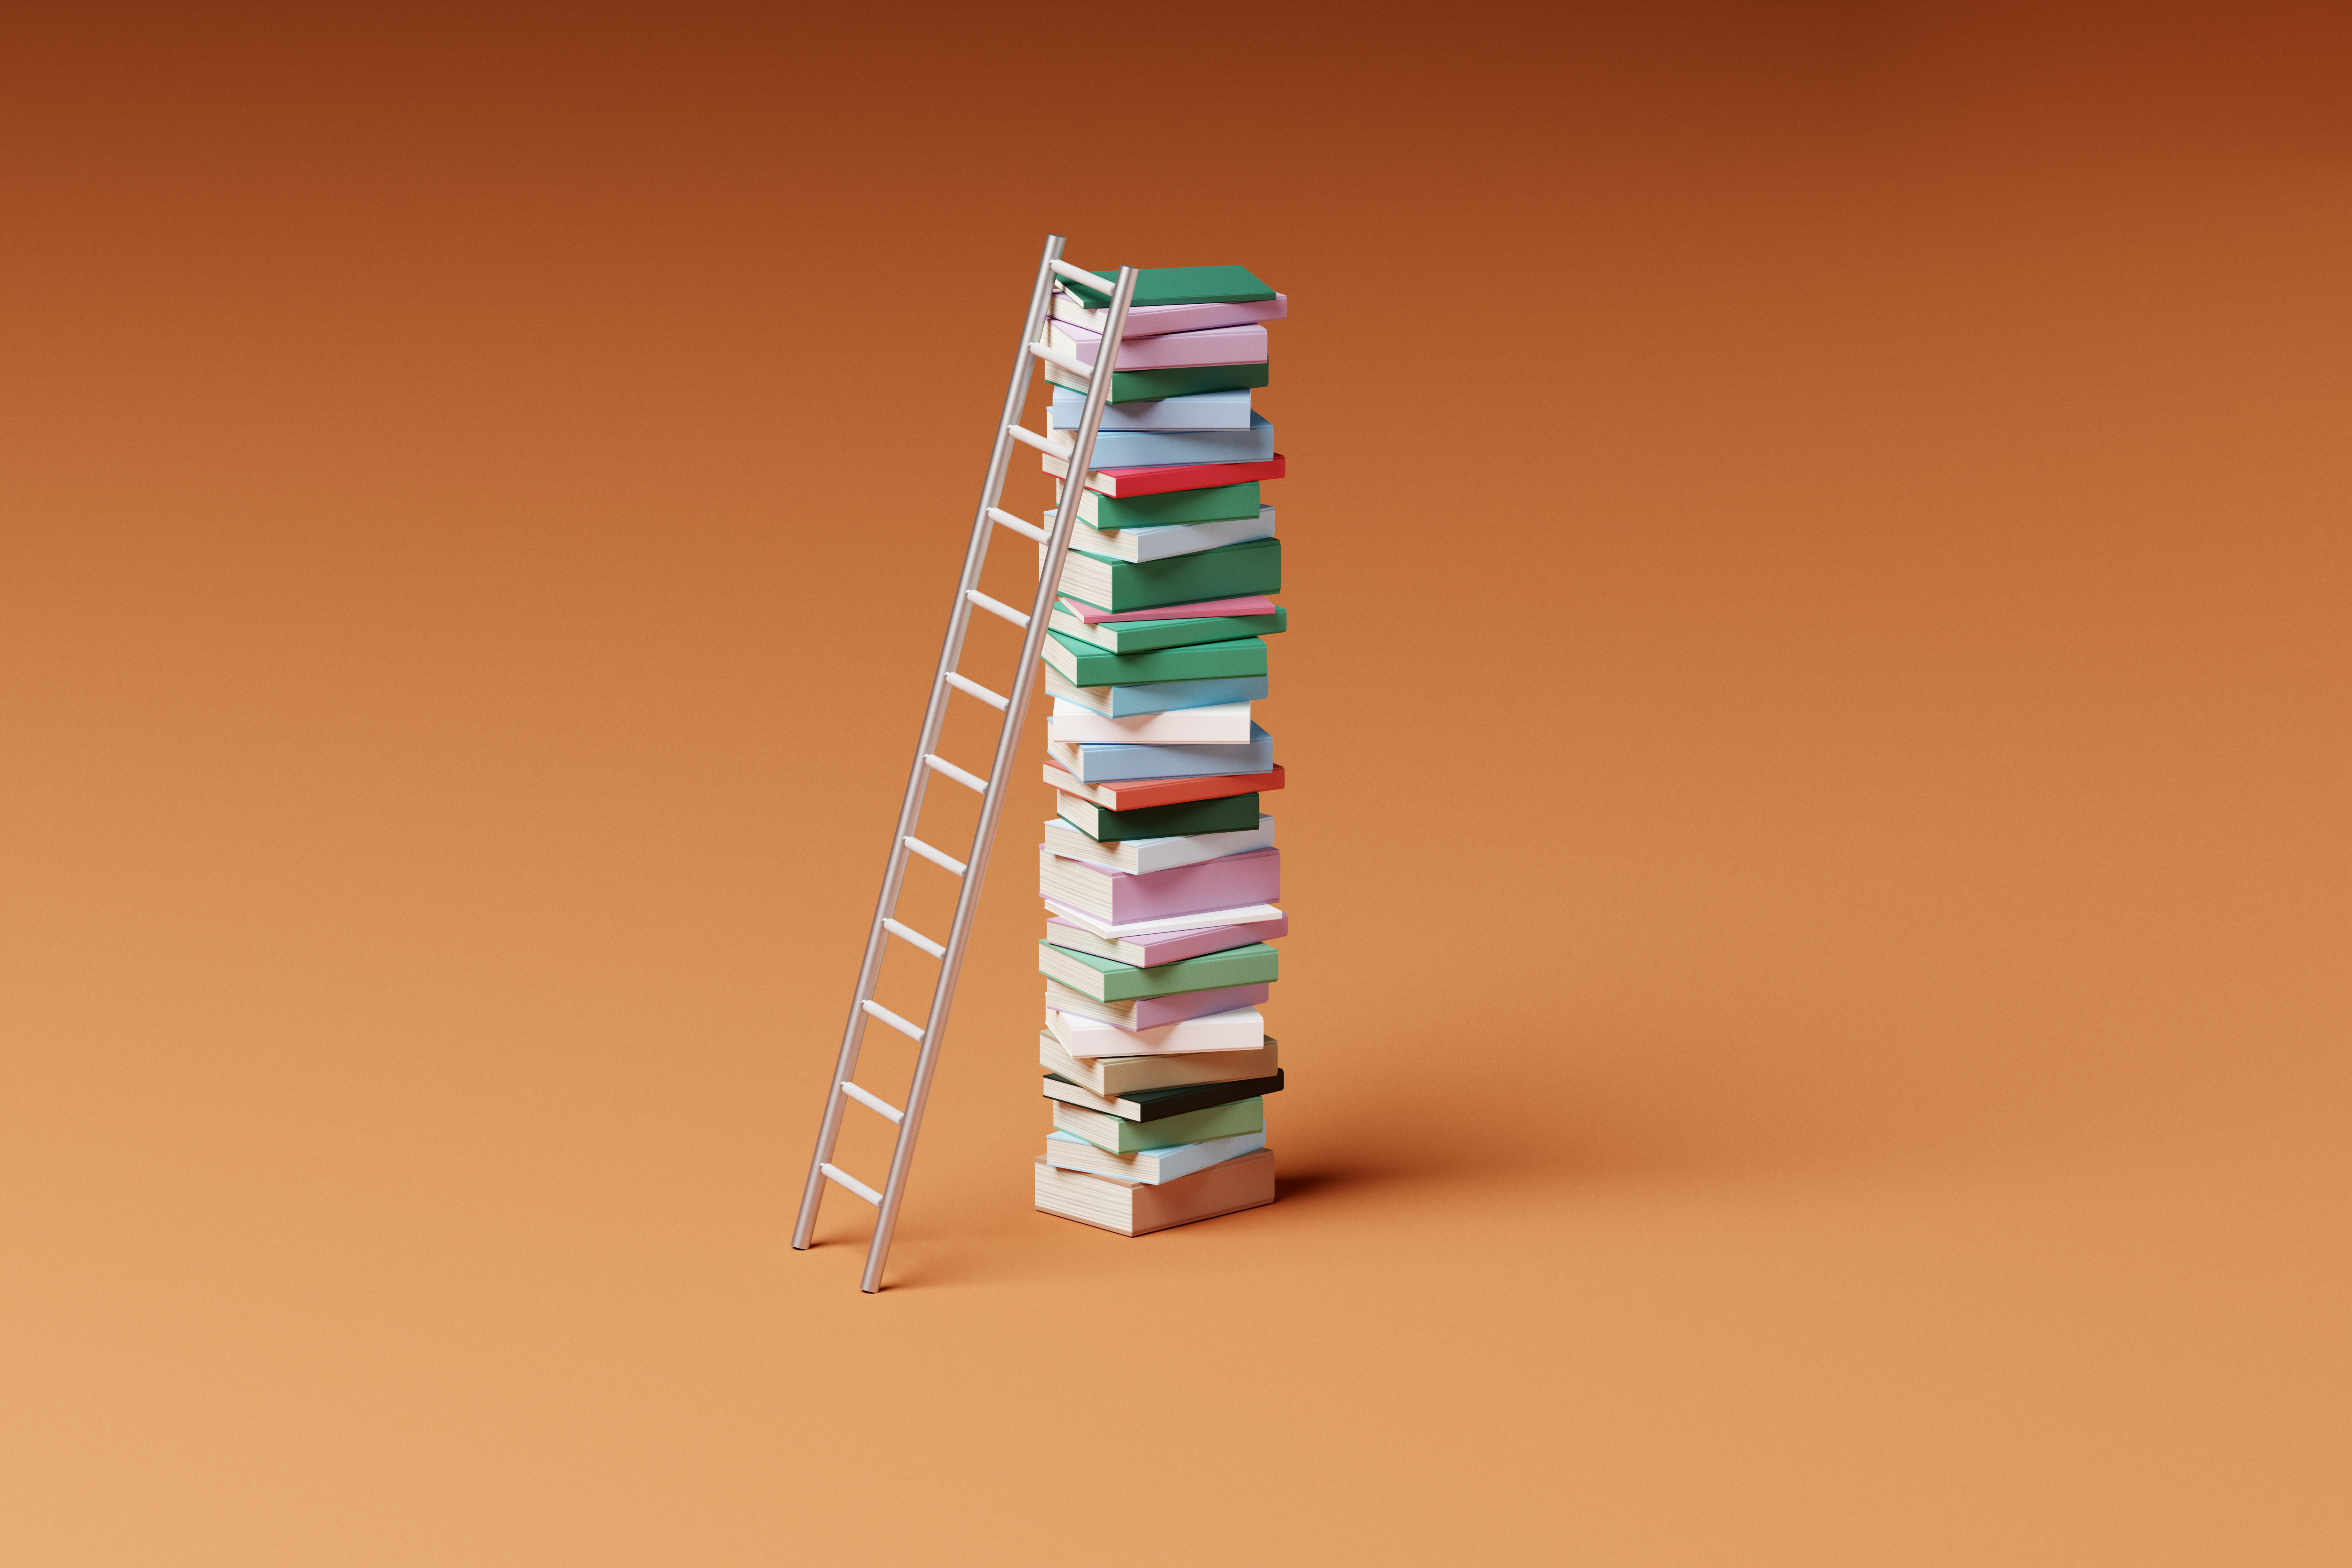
1058, 594, 1278, 625
1049, 290, 1289, 338
1048, 319, 1268, 371
1038, 846, 1281, 925
1046, 913, 1289, 967
1044, 978, 1271, 1031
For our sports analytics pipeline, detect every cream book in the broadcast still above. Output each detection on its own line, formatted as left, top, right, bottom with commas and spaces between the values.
1040, 815, 1274, 876
1034, 1147, 1276, 1236
1042, 895, 1285, 940
1043, 1129, 1265, 1186
1052, 1096, 1263, 1155
1045, 698, 1255, 745
1048, 1003, 1266, 1057
1038, 1029, 1280, 1096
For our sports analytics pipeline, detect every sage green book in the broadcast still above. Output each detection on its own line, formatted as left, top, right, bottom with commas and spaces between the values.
1052, 1095, 1265, 1155
1073, 481, 1261, 530
1055, 791, 1260, 843
1058, 265, 1277, 309
1046, 360, 1270, 404
1059, 536, 1281, 614
1044, 630, 1267, 687
1049, 599, 1287, 655
1038, 940, 1279, 1003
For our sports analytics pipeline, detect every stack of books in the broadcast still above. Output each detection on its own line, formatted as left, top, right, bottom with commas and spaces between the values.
1030, 264, 1289, 1238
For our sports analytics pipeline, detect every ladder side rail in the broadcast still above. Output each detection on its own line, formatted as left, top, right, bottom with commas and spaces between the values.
791, 232, 1071, 1253
857, 264, 1142, 1292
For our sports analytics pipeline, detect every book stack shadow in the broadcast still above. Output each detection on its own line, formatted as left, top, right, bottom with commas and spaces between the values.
1031, 263, 1290, 1237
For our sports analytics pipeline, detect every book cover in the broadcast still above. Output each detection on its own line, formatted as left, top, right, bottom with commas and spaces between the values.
1041, 1129, 1268, 1187
1045, 665, 1267, 719
1055, 264, 1278, 309
1047, 287, 1287, 336
1042, 761, 1286, 814
1043, 909, 1287, 965
1043, 629, 1268, 687
1040, 815, 1274, 876
1044, 978, 1270, 1031
1046, 1002, 1267, 1056
1052, 1095, 1265, 1154
1046, 601, 1286, 655
1062, 480, 1261, 530
1045, 723, 1275, 784
1038, 938, 1280, 1004
1045, 359, 1270, 405
1069, 414, 1274, 470
1034, 1147, 1276, 1233
1038, 843, 1280, 924
1048, 319, 1268, 372
1044, 1068, 1284, 1122
1042, 449, 1287, 499
1052, 789, 1262, 841
1049, 385, 1254, 431
1058, 536, 1281, 615
1045, 698, 1254, 745
1038, 1028, 1280, 1097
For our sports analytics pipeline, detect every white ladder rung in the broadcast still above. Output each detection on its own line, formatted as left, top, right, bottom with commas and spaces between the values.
820, 1163, 884, 1205
860, 999, 926, 1042
943, 671, 1008, 710
1048, 259, 1102, 290
987, 506, 1050, 543
1024, 341, 1093, 379
902, 835, 968, 876
881, 917, 945, 958
838, 1081, 905, 1124
1006, 424, 1073, 459
920, 753, 989, 793
964, 590, 1031, 630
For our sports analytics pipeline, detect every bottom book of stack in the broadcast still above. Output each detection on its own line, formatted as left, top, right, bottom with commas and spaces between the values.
1034, 1149, 1277, 1237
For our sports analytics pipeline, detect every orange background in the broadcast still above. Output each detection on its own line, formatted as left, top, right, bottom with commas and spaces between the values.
5, 3, 2348, 1562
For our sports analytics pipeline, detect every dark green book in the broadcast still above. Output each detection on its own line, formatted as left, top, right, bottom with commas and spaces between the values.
1054, 792, 1259, 843
1042, 1069, 1285, 1123
1043, 630, 1267, 687
1058, 537, 1281, 614
1057, 265, 1277, 309
1046, 360, 1270, 404
1038, 940, 1280, 1002
1073, 482, 1261, 530
1048, 599, 1287, 655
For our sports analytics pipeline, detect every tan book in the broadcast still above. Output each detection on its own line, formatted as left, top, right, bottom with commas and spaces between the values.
1038, 1029, 1281, 1096
1034, 1147, 1277, 1236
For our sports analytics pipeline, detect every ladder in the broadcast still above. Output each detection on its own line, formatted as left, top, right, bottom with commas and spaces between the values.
791, 236, 1140, 1292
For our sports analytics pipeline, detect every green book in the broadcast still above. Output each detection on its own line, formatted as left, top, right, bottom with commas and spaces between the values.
1074, 482, 1261, 530
1055, 791, 1260, 842
1053, 1095, 1265, 1154
1049, 599, 1287, 655
1038, 940, 1280, 1003
1059, 536, 1281, 614
1046, 360, 1270, 404
1043, 630, 1267, 687
1058, 265, 1277, 309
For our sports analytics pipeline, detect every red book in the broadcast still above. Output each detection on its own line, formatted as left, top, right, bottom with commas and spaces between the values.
1043, 761, 1286, 812
1043, 451, 1287, 499
1059, 594, 1278, 626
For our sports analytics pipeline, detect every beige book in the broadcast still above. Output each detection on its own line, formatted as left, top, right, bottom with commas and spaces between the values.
1038, 1029, 1281, 1097
1034, 1148, 1277, 1237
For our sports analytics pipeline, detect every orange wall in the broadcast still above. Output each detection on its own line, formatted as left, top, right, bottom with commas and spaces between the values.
4, 4, 2348, 1563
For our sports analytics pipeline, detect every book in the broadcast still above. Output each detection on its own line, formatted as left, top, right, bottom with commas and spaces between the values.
1047, 601, 1286, 655
1038, 1027, 1281, 1096
1065, 415, 1274, 470
1055, 264, 1278, 309
1070, 508, 1276, 563
1058, 593, 1279, 626
1051, 789, 1261, 842
1045, 978, 1270, 1031
1044, 910, 1287, 965
1059, 480, 1261, 530
1058, 536, 1281, 615
1046, 359, 1269, 405
1034, 1147, 1276, 1234
1047, 1002, 1266, 1056
1044, 1068, 1283, 1122
1048, 319, 1268, 372
1038, 844, 1280, 924
1050, 385, 1254, 430
1042, 448, 1287, 499
1041, 814, 1273, 875
1042, 760, 1285, 813
1038, 939, 1279, 1003
1046, 699, 1254, 746
1043, 629, 1267, 687
1046, 723, 1275, 784
1045, 665, 1266, 718
1047, 287, 1287, 337
1042, 1129, 1267, 1187
1053, 1096, 1264, 1154
1043, 897, 1283, 939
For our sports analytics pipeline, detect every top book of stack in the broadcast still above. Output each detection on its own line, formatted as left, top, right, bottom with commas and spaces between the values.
1058, 265, 1277, 309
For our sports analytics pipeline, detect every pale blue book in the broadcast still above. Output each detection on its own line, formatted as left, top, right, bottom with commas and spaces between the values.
1078, 414, 1273, 469
1046, 669, 1268, 717
1044, 1128, 1267, 1185
1045, 724, 1274, 784
1050, 386, 1254, 432
1073, 507, 1276, 564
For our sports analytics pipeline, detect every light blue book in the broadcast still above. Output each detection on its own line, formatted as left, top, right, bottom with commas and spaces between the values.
1049, 672, 1268, 717
1047, 723, 1274, 784
1049, 386, 1254, 432
1073, 507, 1276, 564
1077, 414, 1273, 469
1044, 1128, 1268, 1185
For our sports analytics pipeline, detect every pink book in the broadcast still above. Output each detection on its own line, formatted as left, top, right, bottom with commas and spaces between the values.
1050, 290, 1289, 339
1045, 979, 1272, 1031
1058, 594, 1278, 626
1038, 846, 1281, 925
1051, 319, 1268, 371
1046, 913, 1289, 967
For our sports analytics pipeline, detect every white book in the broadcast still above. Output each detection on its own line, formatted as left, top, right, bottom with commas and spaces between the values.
1044, 1128, 1267, 1185
1040, 895, 1285, 939
1047, 1004, 1267, 1058
1064, 507, 1276, 564
1040, 815, 1274, 876
1045, 698, 1254, 745
1046, 288, 1288, 338
1049, 386, 1254, 431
